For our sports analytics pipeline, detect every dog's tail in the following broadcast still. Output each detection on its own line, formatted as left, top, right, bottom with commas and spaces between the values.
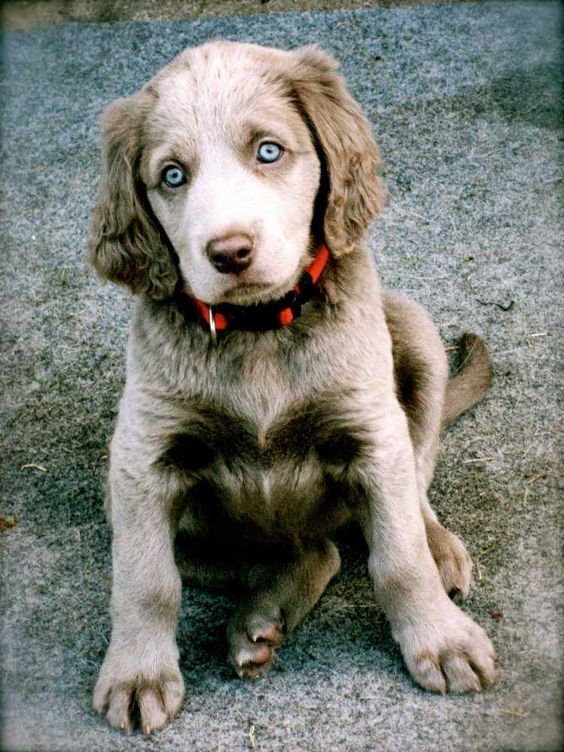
442, 333, 493, 426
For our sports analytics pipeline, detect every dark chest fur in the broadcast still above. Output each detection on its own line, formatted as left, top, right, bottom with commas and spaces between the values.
159, 399, 371, 549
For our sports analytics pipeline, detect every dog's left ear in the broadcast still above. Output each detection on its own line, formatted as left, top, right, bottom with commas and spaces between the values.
288, 46, 385, 255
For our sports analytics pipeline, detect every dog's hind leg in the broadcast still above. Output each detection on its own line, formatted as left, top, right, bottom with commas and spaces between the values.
227, 540, 341, 678
384, 291, 473, 598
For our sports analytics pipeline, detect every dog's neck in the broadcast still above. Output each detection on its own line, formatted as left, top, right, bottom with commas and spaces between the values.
184, 244, 330, 343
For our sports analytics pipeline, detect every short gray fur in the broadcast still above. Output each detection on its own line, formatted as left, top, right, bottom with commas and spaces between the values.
1, 1, 561, 750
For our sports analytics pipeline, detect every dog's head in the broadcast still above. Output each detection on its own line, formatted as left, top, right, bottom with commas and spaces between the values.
89, 41, 384, 305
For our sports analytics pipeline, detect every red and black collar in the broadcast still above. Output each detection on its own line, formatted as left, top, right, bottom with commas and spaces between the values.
187, 244, 330, 342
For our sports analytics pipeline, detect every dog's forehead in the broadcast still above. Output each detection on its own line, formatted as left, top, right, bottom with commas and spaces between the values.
148, 44, 293, 140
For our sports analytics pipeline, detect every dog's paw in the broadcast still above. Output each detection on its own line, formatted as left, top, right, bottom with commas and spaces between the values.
426, 521, 473, 598
228, 604, 286, 679
393, 599, 496, 694
93, 646, 184, 735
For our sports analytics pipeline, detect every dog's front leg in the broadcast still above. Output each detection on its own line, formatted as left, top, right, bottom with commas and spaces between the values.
93, 463, 184, 735
357, 401, 496, 694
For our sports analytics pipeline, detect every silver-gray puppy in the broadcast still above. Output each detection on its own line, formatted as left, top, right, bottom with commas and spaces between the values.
89, 41, 496, 735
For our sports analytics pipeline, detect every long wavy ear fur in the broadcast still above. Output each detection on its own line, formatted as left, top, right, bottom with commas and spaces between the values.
88, 95, 178, 298
288, 46, 385, 256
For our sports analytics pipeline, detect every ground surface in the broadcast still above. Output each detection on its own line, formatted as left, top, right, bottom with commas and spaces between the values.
1, 2, 562, 751
2, 0, 472, 30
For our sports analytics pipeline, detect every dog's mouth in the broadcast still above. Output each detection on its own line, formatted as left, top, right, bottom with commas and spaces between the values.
184, 245, 319, 308
216, 277, 297, 307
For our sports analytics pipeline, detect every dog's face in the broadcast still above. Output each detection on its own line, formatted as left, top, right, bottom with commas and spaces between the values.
142, 47, 321, 305
89, 42, 384, 302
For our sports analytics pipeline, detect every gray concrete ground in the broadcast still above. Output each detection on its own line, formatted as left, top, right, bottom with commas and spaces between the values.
1, 1, 562, 751
2, 0, 473, 30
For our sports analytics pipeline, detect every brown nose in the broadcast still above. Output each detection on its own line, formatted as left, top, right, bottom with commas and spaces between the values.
206, 232, 255, 275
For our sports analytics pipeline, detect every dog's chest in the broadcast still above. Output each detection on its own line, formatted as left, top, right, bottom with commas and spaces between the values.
162, 400, 368, 541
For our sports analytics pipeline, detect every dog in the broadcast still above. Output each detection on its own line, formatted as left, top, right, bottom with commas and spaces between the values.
89, 41, 496, 735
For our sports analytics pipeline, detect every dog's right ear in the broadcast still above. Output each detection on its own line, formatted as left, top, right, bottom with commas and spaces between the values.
88, 95, 178, 298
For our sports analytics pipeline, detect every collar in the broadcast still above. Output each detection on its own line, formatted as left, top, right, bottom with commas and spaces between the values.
188, 244, 330, 343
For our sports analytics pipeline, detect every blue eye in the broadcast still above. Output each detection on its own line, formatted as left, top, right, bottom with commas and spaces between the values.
162, 165, 187, 188
257, 142, 283, 164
